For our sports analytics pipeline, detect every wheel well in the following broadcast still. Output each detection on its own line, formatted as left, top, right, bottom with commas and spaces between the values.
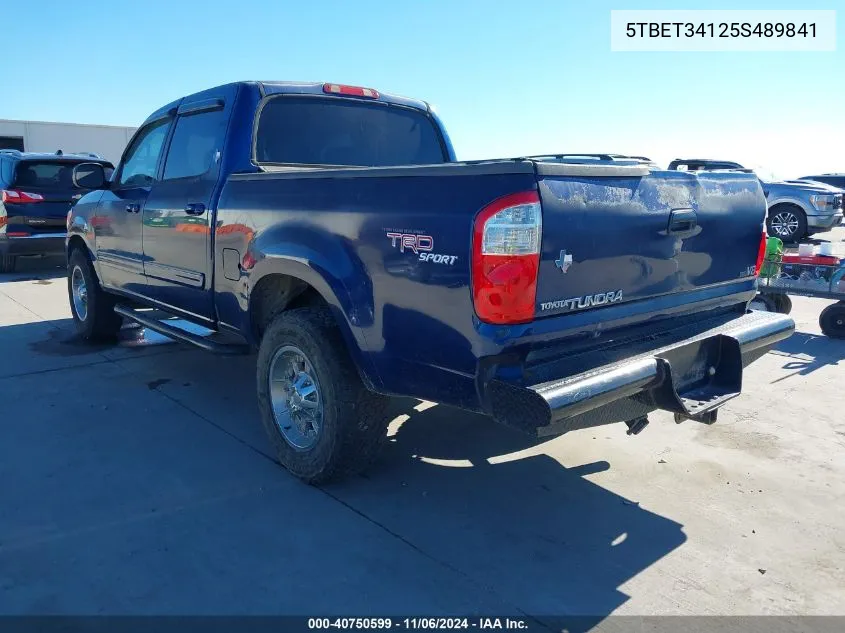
250, 274, 329, 340
768, 202, 806, 216
66, 235, 89, 261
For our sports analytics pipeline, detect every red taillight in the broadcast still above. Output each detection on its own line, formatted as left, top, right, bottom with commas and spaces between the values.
755, 231, 767, 276
322, 83, 380, 99
472, 191, 542, 325
1, 189, 44, 204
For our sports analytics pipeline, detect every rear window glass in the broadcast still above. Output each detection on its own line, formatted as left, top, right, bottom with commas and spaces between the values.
255, 97, 446, 167
15, 161, 114, 189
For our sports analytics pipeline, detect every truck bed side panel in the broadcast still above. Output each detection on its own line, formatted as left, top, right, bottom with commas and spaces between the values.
215, 169, 537, 405
215, 165, 767, 412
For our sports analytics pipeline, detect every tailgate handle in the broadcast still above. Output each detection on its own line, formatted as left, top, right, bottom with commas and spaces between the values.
667, 208, 697, 235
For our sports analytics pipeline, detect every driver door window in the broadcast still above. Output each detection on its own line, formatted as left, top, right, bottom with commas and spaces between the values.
118, 119, 171, 188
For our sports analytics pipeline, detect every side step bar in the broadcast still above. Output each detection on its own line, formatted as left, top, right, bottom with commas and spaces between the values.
114, 305, 250, 355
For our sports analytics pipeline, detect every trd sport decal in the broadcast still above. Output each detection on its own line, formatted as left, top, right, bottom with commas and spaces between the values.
386, 232, 433, 254
385, 230, 458, 265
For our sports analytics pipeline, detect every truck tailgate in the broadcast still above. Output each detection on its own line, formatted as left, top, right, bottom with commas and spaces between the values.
534, 169, 766, 316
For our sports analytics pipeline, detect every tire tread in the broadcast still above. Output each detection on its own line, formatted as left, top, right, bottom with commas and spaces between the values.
256, 307, 388, 483
68, 248, 123, 340
0, 255, 16, 273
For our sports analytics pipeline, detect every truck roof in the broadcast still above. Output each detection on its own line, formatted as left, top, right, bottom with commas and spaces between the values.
142, 81, 431, 127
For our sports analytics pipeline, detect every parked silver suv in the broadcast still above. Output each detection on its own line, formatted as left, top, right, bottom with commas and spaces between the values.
766, 179, 844, 242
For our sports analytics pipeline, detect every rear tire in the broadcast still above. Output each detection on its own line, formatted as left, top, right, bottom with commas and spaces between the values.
819, 302, 845, 339
0, 255, 16, 273
67, 248, 123, 341
767, 205, 807, 244
750, 293, 778, 312
256, 307, 389, 483
772, 294, 793, 315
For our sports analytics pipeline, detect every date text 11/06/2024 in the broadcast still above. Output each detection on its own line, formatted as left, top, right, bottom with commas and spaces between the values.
626, 22, 816, 38
308, 618, 529, 630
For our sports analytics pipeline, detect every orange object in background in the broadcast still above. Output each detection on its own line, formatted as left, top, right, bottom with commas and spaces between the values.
174, 223, 209, 234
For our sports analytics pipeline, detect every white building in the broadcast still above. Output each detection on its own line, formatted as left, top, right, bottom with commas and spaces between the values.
0, 119, 137, 165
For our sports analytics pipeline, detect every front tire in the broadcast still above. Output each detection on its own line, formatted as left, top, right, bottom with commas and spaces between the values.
256, 307, 389, 483
767, 205, 807, 244
67, 248, 123, 340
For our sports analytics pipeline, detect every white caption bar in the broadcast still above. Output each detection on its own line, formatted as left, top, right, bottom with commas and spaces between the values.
611, 10, 836, 52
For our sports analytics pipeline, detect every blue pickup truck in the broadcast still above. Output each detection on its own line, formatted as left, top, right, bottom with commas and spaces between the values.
66, 81, 794, 482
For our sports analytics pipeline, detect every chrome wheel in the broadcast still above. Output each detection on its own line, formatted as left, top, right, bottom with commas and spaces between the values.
268, 345, 323, 450
770, 211, 799, 238
71, 265, 88, 321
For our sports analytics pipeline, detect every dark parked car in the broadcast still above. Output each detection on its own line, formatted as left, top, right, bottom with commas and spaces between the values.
66, 81, 793, 483
527, 153, 660, 168
667, 158, 747, 172
0, 150, 114, 272
798, 173, 845, 190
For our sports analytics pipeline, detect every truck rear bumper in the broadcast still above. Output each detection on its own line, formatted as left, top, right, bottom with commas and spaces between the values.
487, 310, 794, 437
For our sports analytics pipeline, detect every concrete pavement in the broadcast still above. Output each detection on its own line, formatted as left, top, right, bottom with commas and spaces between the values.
1, 232, 844, 622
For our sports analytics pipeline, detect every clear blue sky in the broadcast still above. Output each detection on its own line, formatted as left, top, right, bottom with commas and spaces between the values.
5, 0, 843, 178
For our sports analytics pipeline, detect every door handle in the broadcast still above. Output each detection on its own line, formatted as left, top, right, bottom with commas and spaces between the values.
667, 208, 697, 235
125, 203, 140, 213
184, 203, 206, 216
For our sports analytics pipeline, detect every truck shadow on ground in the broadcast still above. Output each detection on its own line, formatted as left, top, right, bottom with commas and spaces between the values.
8, 318, 688, 626
769, 331, 845, 383
0, 256, 66, 282
326, 398, 688, 626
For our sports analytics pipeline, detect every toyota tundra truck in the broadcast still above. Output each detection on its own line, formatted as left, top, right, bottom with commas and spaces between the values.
65, 81, 794, 482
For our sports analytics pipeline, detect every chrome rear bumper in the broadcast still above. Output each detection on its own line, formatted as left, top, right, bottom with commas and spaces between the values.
489, 311, 795, 436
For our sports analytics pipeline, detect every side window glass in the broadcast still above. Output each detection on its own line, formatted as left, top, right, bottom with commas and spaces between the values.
163, 108, 227, 180
118, 119, 171, 188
